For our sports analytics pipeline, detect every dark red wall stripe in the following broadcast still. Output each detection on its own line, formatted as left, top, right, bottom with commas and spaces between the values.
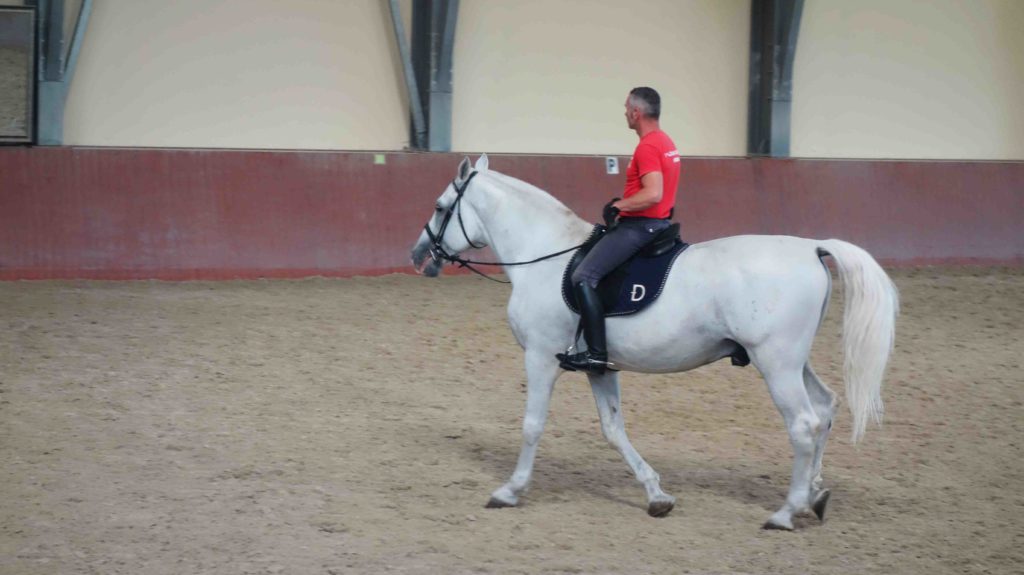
0, 147, 1020, 280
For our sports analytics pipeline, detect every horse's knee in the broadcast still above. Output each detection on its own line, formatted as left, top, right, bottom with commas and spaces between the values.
522, 416, 545, 445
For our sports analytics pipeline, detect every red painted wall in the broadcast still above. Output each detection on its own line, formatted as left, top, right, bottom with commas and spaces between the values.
1, 147, 1021, 280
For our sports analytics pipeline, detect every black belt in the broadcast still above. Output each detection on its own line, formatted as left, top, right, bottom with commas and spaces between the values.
618, 216, 672, 223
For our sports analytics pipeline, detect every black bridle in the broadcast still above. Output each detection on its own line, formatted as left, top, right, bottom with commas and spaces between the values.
423, 171, 590, 284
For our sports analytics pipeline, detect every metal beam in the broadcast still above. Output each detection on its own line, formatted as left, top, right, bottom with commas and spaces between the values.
42, 0, 63, 81
388, 0, 427, 150
747, 0, 803, 157
429, 0, 457, 151
65, 0, 92, 89
411, 0, 458, 152
28, 0, 92, 145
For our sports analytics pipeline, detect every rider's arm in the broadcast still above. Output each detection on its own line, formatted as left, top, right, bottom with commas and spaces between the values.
613, 171, 663, 212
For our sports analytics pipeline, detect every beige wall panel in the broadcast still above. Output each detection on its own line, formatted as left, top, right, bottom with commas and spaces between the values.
452, 0, 751, 156
792, 0, 1024, 160
64, 0, 409, 150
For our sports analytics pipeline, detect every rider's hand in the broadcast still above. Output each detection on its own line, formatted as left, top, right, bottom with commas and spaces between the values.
603, 198, 621, 227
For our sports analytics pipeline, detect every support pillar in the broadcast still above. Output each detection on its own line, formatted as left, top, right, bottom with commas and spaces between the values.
27, 0, 91, 145
748, 0, 803, 157
411, 0, 458, 152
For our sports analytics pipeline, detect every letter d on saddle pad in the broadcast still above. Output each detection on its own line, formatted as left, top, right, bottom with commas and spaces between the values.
630, 284, 646, 302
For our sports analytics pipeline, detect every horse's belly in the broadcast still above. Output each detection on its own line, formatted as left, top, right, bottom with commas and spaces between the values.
609, 328, 736, 373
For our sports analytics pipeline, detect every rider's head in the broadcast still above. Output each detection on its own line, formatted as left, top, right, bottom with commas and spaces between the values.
625, 87, 661, 130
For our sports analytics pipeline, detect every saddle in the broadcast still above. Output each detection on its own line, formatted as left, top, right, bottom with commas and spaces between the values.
561, 223, 689, 317
560, 223, 751, 367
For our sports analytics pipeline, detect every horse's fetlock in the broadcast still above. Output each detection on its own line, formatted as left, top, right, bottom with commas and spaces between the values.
638, 468, 660, 484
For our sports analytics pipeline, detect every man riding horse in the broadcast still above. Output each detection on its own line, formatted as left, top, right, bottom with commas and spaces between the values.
556, 87, 682, 374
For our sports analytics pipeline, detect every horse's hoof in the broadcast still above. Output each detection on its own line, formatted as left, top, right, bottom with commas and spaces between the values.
762, 519, 794, 531
485, 497, 516, 509
647, 497, 675, 518
812, 489, 831, 521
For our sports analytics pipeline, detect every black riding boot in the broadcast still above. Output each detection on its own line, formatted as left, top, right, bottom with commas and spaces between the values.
556, 282, 610, 374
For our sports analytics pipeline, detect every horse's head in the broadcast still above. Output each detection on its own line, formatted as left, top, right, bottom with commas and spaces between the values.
411, 154, 491, 277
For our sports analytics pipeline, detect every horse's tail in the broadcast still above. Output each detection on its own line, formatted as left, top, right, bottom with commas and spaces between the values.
817, 239, 900, 444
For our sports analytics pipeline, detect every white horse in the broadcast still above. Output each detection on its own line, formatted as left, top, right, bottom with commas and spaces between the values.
410, 155, 899, 530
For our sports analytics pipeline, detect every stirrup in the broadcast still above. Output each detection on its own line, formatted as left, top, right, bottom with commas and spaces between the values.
555, 350, 614, 374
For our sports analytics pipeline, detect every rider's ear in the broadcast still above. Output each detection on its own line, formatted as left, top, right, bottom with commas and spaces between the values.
457, 156, 472, 184
474, 153, 489, 172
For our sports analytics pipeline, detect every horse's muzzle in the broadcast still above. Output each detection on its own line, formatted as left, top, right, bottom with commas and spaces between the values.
411, 241, 443, 277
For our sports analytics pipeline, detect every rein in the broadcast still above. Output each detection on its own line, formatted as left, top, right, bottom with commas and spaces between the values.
423, 171, 592, 284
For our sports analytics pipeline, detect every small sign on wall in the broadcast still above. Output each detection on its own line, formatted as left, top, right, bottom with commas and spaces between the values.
605, 157, 619, 175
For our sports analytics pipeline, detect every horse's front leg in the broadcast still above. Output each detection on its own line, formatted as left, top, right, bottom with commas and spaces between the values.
589, 371, 676, 517
487, 350, 561, 509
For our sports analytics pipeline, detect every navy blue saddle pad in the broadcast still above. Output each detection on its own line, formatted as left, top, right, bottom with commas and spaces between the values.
562, 223, 689, 317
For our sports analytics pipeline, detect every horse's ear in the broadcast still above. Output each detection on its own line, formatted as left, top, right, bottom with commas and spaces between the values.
474, 153, 489, 172
456, 156, 472, 184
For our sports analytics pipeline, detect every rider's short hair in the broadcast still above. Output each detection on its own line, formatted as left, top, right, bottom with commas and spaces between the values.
629, 87, 661, 120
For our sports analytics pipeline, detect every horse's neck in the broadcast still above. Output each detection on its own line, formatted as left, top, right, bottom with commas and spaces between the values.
473, 173, 591, 278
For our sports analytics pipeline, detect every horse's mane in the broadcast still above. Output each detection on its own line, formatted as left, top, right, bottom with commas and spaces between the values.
480, 170, 583, 224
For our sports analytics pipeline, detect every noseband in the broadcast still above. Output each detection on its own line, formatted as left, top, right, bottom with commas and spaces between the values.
422, 170, 589, 283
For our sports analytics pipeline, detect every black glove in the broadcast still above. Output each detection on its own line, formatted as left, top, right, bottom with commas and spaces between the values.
602, 197, 621, 227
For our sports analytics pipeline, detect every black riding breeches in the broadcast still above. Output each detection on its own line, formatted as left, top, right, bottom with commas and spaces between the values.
571, 217, 673, 288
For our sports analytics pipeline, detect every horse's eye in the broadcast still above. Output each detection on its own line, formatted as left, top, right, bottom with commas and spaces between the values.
435, 204, 444, 213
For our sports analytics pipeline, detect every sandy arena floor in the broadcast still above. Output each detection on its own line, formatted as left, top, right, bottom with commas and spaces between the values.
1, 267, 1022, 574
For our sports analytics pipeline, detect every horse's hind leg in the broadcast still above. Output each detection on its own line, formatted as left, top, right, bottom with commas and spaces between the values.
757, 358, 821, 530
589, 371, 675, 517
804, 364, 837, 520
487, 350, 561, 509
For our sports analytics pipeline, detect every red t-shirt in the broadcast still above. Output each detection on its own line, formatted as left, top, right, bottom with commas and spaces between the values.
621, 130, 680, 219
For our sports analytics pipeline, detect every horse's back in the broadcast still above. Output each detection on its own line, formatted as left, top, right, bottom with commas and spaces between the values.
684, 234, 825, 266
